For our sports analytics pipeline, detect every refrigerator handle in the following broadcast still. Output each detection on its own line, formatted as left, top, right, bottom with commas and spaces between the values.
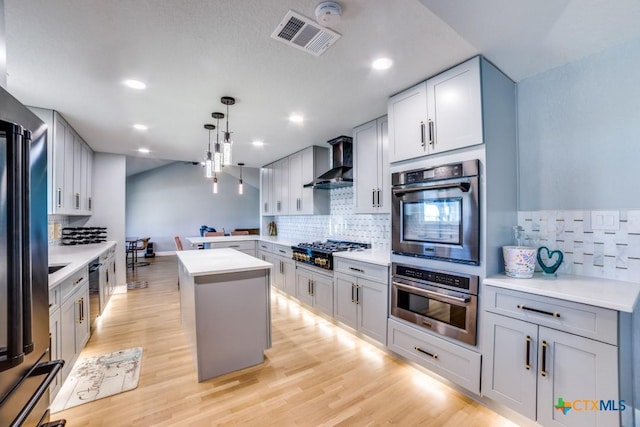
10, 359, 65, 427
21, 129, 34, 355
0, 121, 25, 372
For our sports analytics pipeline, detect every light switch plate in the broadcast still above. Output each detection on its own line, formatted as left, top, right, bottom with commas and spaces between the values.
48, 223, 54, 240
591, 211, 620, 231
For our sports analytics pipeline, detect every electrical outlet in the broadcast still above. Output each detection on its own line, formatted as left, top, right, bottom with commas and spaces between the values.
54, 223, 62, 239
591, 211, 620, 231
48, 224, 54, 240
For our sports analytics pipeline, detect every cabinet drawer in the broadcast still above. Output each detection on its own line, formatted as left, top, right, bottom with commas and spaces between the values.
209, 240, 256, 251
59, 266, 89, 303
334, 258, 388, 283
271, 244, 292, 258
258, 241, 273, 253
387, 318, 481, 394
484, 286, 618, 345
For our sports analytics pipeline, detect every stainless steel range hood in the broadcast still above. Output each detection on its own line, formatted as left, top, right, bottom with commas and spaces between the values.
304, 135, 353, 189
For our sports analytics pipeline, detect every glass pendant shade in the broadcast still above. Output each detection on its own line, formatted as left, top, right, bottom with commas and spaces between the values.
213, 144, 222, 173
238, 178, 243, 195
204, 152, 213, 178
223, 135, 232, 166
212, 175, 218, 194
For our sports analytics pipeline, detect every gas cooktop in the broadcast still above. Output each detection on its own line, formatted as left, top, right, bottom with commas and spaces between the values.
291, 240, 371, 270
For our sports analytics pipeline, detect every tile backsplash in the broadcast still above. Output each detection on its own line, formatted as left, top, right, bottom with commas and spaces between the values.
518, 210, 640, 283
272, 186, 391, 249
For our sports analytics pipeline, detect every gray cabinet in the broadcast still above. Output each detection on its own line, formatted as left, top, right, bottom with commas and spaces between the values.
48, 307, 62, 402
333, 258, 389, 345
482, 286, 622, 426
206, 240, 257, 257
262, 146, 329, 216
29, 108, 94, 215
388, 56, 490, 163
295, 265, 333, 317
58, 269, 90, 381
353, 116, 389, 214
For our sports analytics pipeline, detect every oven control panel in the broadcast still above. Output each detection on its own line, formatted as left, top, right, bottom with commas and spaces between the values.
393, 263, 478, 295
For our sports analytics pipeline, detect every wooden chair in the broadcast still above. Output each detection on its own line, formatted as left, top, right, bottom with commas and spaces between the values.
230, 230, 249, 236
174, 235, 184, 251
204, 231, 224, 236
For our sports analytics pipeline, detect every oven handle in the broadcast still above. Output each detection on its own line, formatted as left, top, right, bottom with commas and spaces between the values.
392, 181, 471, 196
393, 281, 471, 306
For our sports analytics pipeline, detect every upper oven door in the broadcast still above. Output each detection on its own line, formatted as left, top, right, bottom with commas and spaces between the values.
392, 173, 480, 265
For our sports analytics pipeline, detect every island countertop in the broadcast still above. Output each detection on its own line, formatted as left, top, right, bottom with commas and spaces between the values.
176, 248, 272, 276
48, 241, 117, 288
484, 273, 640, 312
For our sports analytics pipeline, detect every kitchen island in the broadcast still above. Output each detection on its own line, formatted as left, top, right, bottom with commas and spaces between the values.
176, 248, 272, 381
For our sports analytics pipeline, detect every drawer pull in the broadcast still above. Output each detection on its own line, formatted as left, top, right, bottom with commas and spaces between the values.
229, 245, 240, 248
279, 250, 286, 254
349, 267, 364, 273
73, 277, 84, 286
525, 335, 532, 370
414, 346, 438, 360
517, 304, 560, 318
540, 340, 548, 377
421, 320, 432, 328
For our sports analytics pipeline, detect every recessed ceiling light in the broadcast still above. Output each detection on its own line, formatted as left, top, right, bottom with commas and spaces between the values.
252, 140, 264, 147
133, 124, 148, 131
124, 79, 146, 90
289, 114, 304, 123
372, 57, 393, 70
138, 148, 150, 154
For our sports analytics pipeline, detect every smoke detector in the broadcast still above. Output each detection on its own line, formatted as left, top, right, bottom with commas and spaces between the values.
315, 2, 342, 27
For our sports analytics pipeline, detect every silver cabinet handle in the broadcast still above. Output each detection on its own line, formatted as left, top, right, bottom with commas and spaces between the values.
277, 201, 281, 212
264, 202, 268, 212
420, 121, 426, 147
355, 285, 360, 304
351, 283, 356, 303
278, 249, 286, 254
525, 336, 532, 370
376, 189, 381, 207
75, 193, 80, 209
88, 197, 92, 211
57, 188, 62, 208
428, 119, 434, 146
228, 245, 240, 248
349, 267, 364, 273
372, 189, 376, 207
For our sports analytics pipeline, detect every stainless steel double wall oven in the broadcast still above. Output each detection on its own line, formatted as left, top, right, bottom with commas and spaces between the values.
390, 160, 481, 346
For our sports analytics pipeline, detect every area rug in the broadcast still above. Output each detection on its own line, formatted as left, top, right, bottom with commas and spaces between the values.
51, 347, 143, 413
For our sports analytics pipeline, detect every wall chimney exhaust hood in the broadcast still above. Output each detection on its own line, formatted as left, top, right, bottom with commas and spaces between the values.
304, 135, 353, 189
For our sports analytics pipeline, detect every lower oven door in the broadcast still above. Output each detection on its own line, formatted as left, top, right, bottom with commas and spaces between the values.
391, 279, 477, 346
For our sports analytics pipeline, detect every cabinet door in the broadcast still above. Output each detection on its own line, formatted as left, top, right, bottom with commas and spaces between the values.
334, 273, 357, 328
288, 151, 303, 213
74, 284, 90, 352
260, 167, 272, 215
388, 82, 428, 163
376, 116, 390, 214
426, 57, 483, 154
299, 147, 316, 214
52, 115, 69, 213
48, 310, 62, 401
83, 144, 93, 212
312, 272, 333, 317
295, 268, 313, 306
272, 256, 285, 291
357, 277, 388, 344
353, 120, 379, 214
481, 312, 538, 420
282, 258, 296, 296
273, 159, 289, 215
536, 327, 620, 427
72, 134, 83, 211
59, 295, 77, 380
63, 122, 75, 213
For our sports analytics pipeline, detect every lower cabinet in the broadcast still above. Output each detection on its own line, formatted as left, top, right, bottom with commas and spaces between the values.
333, 258, 388, 345
273, 255, 296, 296
207, 240, 257, 257
388, 318, 482, 394
482, 285, 623, 426
295, 265, 334, 317
48, 308, 62, 401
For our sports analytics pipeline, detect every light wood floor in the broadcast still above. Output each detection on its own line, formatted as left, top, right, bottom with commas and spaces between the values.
55, 255, 517, 426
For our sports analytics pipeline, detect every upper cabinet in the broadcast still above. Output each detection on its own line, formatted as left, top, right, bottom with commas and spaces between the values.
30, 108, 94, 215
353, 116, 389, 214
261, 146, 329, 216
388, 56, 490, 163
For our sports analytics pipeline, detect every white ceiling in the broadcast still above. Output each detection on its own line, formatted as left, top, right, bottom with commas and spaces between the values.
5, 0, 640, 169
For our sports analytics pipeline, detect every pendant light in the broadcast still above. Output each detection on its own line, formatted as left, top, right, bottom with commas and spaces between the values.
203, 124, 215, 178
212, 173, 219, 194
212, 112, 224, 173
221, 96, 235, 166
238, 163, 244, 195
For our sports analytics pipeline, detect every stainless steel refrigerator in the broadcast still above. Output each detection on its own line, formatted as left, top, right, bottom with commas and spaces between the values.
0, 86, 65, 426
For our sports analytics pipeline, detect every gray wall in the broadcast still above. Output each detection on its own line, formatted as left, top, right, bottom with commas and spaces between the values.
85, 153, 127, 287
517, 37, 640, 210
126, 162, 260, 252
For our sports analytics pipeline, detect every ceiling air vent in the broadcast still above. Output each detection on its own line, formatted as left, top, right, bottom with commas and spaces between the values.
271, 10, 341, 56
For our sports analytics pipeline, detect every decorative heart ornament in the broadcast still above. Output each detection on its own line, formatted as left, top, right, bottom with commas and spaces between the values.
537, 246, 563, 274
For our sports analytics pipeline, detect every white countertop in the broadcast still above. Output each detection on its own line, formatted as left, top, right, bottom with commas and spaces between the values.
484, 274, 640, 312
259, 236, 296, 247
176, 248, 272, 276
333, 248, 391, 266
186, 235, 261, 245
48, 241, 117, 288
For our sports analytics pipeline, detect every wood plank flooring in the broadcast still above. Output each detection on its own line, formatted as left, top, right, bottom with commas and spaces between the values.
55, 255, 517, 426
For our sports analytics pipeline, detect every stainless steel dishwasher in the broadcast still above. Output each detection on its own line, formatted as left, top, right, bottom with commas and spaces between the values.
88, 257, 100, 332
